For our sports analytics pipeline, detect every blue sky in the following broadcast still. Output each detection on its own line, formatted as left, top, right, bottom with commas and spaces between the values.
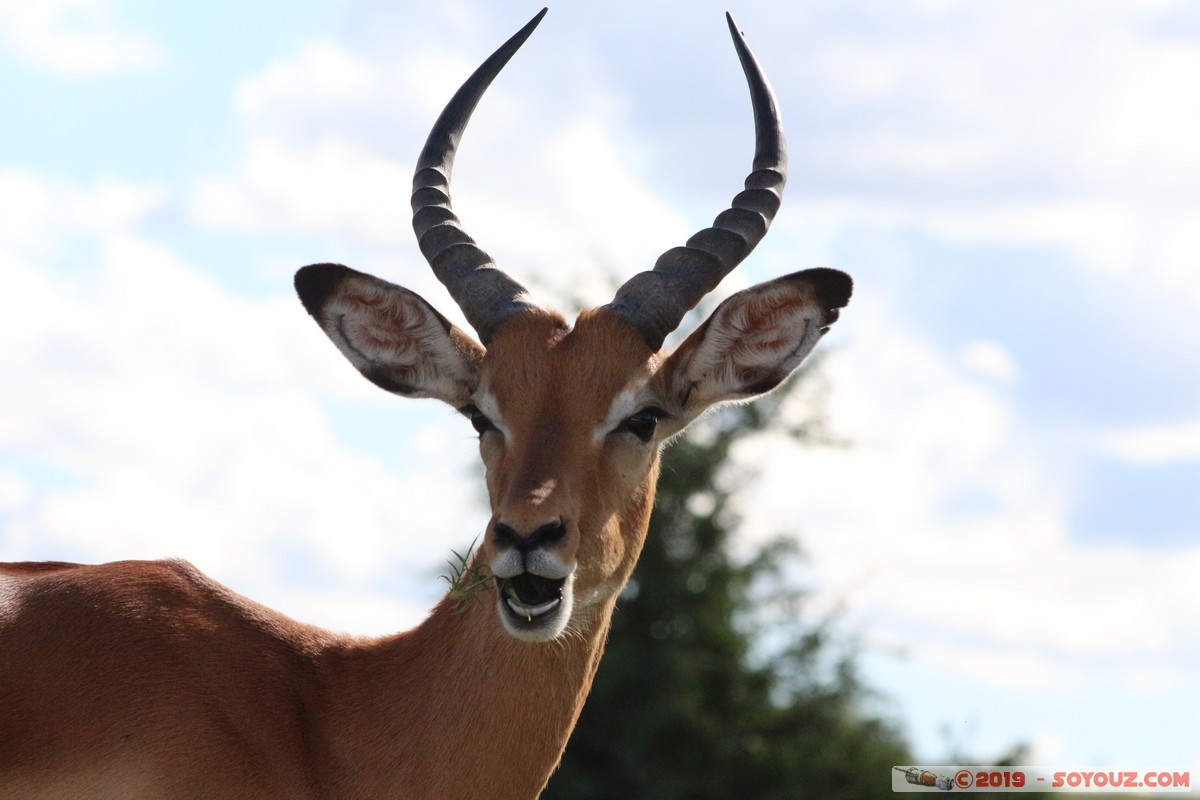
2, 0, 1198, 774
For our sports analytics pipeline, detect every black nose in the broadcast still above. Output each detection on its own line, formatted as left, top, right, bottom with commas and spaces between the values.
493, 520, 567, 552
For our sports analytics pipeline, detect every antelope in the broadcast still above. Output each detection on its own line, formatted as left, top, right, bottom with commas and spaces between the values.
0, 9, 850, 800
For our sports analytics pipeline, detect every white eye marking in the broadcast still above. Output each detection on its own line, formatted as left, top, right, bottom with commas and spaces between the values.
594, 389, 640, 445
475, 389, 511, 439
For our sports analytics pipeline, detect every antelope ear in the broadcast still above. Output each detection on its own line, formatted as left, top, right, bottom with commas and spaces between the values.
658, 267, 851, 426
295, 263, 484, 408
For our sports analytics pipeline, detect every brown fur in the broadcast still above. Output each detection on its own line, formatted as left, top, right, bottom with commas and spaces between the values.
0, 311, 663, 800
1, 269, 844, 798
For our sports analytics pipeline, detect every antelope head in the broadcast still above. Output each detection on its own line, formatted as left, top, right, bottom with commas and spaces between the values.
294, 9, 851, 643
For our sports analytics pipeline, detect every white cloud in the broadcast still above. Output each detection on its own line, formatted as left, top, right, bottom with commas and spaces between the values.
0, 0, 161, 78
458, 116, 691, 306
0, 472, 29, 513
0, 171, 485, 634
190, 35, 691, 315
816, 4, 1200, 188
806, 5, 1200, 305
189, 40, 480, 246
235, 41, 377, 122
189, 135, 411, 242
733, 292, 1200, 689
917, 643, 1075, 691
1098, 420, 1200, 466
959, 340, 1018, 385
0, 168, 165, 253
230, 29, 482, 134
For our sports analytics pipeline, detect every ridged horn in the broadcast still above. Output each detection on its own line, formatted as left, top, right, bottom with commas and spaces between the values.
411, 8, 547, 344
606, 12, 787, 351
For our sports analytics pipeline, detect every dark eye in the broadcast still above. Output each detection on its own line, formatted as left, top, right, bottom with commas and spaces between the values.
460, 404, 496, 437
619, 407, 665, 443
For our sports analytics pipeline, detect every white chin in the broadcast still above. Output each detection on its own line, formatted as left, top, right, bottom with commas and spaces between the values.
497, 581, 573, 642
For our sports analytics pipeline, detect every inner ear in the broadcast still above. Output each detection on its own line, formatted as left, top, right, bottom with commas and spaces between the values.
295, 263, 485, 407
659, 268, 851, 420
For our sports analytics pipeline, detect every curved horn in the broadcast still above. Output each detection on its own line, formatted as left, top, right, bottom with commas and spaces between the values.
411, 8, 547, 344
606, 13, 787, 351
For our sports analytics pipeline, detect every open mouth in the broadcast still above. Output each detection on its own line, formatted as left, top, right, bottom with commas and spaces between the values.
497, 572, 566, 624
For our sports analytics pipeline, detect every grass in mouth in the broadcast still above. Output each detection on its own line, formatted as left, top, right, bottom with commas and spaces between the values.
440, 536, 495, 611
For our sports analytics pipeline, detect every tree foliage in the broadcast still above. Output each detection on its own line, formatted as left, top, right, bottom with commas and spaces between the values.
543, 365, 912, 799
